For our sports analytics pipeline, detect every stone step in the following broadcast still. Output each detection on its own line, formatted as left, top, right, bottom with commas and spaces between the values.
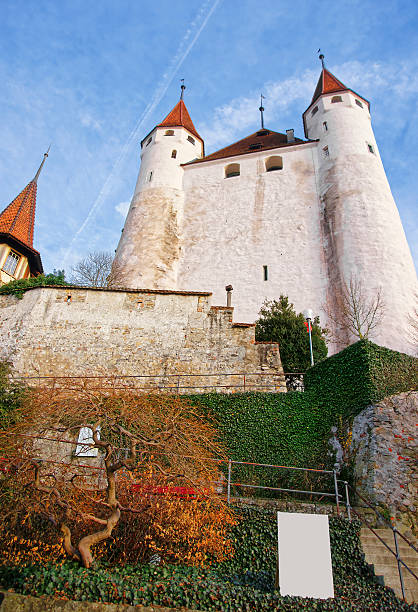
365, 553, 418, 568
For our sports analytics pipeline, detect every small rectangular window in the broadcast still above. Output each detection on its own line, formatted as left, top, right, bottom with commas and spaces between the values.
311, 106, 318, 116
75, 427, 99, 457
187, 135, 195, 145
148, 171, 153, 181
323, 121, 328, 131
2, 251, 20, 276
146, 137, 152, 146
367, 143, 375, 154
322, 146, 329, 158
263, 265, 268, 281
355, 99, 363, 108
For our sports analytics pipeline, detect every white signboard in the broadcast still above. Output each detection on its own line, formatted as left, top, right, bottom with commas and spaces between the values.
278, 512, 334, 599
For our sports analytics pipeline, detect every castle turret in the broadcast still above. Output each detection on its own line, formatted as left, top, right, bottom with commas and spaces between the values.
303, 61, 417, 352
112, 88, 203, 289
0, 151, 47, 285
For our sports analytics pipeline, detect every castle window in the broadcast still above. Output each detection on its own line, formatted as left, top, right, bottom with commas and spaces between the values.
148, 171, 153, 181
323, 121, 328, 131
249, 143, 262, 150
171, 150, 177, 158
367, 143, 375, 154
322, 146, 329, 158
331, 96, 342, 103
165, 130, 174, 136
187, 135, 195, 145
355, 99, 363, 108
311, 106, 319, 116
2, 250, 20, 276
225, 163, 240, 178
146, 137, 152, 146
263, 265, 268, 281
265, 156, 283, 172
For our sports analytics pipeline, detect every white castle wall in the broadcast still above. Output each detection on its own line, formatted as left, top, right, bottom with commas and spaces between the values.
112, 125, 203, 289
177, 144, 329, 328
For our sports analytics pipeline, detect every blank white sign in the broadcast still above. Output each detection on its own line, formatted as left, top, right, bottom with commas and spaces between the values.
278, 512, 334, 599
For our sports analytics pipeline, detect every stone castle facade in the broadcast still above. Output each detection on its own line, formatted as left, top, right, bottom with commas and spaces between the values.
112, 65, 417, 355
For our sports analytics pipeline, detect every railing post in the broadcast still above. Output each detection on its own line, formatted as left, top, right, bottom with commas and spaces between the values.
333, 470, 340, 515
227, 460, 232, 505
344, 481, 352, 521
393, 528, 406, 602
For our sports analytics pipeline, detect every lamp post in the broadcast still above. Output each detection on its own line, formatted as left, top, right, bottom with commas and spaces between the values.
304, 309, 314, 366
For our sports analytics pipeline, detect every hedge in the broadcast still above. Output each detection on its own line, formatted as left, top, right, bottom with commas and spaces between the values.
304, 340, 418, 417
0, 509, 413, 610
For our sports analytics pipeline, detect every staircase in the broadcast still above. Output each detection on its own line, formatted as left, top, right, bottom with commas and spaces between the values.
360, 528, 418, 604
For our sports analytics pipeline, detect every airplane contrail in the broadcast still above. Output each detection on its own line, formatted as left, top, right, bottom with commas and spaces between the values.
63, 0, 222, 267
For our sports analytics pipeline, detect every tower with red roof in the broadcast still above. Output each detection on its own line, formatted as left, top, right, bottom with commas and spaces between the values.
0, 152, 47, 285
113, 66, 417, 355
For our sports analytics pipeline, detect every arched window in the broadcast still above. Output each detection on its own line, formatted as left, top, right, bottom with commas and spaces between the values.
171, 150, 177, 158
165, 130, 174, 136
225, 163, 240, 178
265, 156, 283, 172
331, 96, 342, 103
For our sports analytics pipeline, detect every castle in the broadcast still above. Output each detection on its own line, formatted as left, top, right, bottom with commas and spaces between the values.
112, 62, 417, 355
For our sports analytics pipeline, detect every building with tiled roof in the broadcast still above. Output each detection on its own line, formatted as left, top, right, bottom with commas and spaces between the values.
112, 63, 417, 355
0, 153, 46, 285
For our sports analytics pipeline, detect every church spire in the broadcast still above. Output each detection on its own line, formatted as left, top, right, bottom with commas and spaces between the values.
0, 150, 48, 249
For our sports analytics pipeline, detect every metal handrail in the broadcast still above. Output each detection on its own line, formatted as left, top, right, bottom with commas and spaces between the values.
340, 480, 417, 602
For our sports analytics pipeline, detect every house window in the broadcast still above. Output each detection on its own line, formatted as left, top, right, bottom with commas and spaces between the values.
187, 135, 195, 145
355, 99, 363, 108
171, 150, 177, 158
225, 163, 240, 178
249, 143, 262, 150
331, 96, 342, 103
146, 137, 152, 146
75, 427, 100, 457
263, 265, 268, 281
2, 250, 20, 276
311, 106, 319, 116
323, 145, 329, 158
367, 143, 375, 154
323, 121, 328, 131
165, 130, 174, 136
265, 156, 283, 172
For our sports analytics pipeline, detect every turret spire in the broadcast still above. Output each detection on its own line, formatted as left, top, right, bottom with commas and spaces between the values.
180, 79, 186, 101
259, 94, 265, 129
33, 146, 50, 183
318, 49, 325, 69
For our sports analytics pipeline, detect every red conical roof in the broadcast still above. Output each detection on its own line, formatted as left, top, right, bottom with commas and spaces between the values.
311, 68, 348, 104
157, 100, 202, 141
0, 179, 38, 247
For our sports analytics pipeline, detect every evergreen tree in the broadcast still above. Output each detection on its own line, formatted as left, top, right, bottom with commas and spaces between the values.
255, 295, 328, 372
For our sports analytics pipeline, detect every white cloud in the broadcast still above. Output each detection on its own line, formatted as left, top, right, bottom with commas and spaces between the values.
80, 113, 102, 132
115, 200, 130, 217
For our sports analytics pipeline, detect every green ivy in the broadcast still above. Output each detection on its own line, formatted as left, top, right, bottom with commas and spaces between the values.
0, 509, 414, 610
0, 272, 68, 299
304, 340, 417, 416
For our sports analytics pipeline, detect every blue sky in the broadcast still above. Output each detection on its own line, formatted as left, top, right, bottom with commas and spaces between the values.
0, 0, 417, 276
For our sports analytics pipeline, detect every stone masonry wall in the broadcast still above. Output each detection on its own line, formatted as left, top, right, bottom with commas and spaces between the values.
350, 392, 417, 535
0, 286, 286, 393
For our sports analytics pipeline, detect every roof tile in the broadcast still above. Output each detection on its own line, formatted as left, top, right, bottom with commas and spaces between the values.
158, 100, 202, 141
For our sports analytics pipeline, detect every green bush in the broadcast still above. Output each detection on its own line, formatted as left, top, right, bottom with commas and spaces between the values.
0, 362, 25, 431
304, 340, 417, 417
0, 271, 68, 299
0, 509, 413, 610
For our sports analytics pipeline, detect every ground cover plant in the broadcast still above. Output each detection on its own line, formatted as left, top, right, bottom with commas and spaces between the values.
0, 508, 415, 611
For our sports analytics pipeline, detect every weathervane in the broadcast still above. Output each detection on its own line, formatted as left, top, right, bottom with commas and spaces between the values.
318, 49, 325, 69
33, 145, 51, 183
180, 79, 186, 100
259, 94, 265, 129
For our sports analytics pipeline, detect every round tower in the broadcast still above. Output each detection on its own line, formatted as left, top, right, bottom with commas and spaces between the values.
112, 92, 203, 289
303, 63, 417, 353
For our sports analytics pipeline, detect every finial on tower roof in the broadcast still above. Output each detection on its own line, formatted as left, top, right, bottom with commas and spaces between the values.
180, 79, 186, 101
259, 94, 265, 129
318, 49, 325, 69
33, 146, 50, 183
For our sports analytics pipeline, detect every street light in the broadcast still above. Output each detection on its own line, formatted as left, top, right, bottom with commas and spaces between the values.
303, 308, 314, 367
